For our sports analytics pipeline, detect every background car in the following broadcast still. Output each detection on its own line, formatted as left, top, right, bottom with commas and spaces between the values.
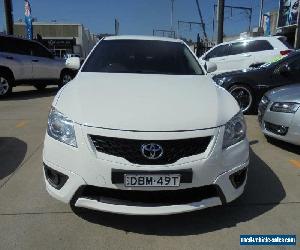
0, 35, 76, 98
258, 84, 300, 146
200, 36, 293, 74
212, 51, 300, 114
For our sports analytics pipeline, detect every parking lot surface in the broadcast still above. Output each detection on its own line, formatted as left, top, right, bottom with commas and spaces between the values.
0, 86, 299, 250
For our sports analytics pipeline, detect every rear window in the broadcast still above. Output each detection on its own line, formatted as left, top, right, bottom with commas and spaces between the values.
82, 40, 204, 75
227, 40, 273, 56
278, 37, 294, 49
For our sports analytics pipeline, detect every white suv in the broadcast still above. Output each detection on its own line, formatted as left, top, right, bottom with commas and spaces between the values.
200, 36, 293, 74
43, 36, 249, 215
0, 35, 75, 97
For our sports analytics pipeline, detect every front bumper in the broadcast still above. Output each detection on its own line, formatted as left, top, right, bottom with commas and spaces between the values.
43, 124, 249, 215
259, 102, 300, 146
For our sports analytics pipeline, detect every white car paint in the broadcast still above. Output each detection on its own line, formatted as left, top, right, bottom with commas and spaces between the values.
201, 36, 292, 74
55, 73, 239, 131
43, 36, 249, 215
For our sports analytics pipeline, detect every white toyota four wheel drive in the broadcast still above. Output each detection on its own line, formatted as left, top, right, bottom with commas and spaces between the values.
43, 36, 249, 215
0, 35, 75, 97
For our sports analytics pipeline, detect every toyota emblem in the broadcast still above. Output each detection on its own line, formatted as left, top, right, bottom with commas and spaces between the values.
141, 143, 163, 160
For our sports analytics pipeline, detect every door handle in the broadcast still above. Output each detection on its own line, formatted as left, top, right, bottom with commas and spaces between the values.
6, 56, 14, 60
32, 59, 39, 62
243, 54, 251, 57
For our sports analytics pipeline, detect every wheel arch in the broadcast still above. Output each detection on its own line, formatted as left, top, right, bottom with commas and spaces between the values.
0, 66, 15, 82
60, 68, 76, 79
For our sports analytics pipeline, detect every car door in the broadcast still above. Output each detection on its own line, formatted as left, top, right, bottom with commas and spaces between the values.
0, 37, 33, 80
202, 44, 229, 73
247, 40, 275, 66
30, 42, 61, 80
224, 41, 254, 71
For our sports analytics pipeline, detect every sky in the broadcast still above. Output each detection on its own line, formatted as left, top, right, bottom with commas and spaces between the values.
1, 0, 279, 40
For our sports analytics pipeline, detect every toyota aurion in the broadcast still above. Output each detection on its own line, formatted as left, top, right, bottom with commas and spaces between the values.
43, 36, 249, 215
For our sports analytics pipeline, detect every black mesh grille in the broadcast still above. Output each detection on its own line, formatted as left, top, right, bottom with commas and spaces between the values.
89, 135, 212, 165
76, 185, 221, 206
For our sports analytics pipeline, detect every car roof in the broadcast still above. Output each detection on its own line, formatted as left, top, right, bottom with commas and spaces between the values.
104, 35, 182, 43
217, 36, 283, 46
0, 34, 41, 44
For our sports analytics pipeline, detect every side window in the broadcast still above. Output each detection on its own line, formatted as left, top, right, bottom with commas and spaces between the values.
248, 40, 273, 52
227, 42, 248, 56
288, 58, 300, 71
30, 42, 52, 58
14, 40, 31, 55
0, 37, 11, 53
0, 37, 31, 55
205, 45, 228, 60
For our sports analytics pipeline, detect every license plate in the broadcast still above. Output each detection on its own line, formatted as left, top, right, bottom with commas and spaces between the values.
124, 174, 181, 187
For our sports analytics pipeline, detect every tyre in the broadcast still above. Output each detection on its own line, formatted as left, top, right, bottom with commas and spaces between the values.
0, 72, 13, 98
59, 70, 73, 88
229, 84, 253, 114
34, 83, 47, 91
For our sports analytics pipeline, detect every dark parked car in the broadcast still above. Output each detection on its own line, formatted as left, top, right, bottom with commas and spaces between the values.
212, 51, 300, 113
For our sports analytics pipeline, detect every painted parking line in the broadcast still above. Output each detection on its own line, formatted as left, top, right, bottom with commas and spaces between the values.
15, 120, 28, 128
289, 160, 300, 169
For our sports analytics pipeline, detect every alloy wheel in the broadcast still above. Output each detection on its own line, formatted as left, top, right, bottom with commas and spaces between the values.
0, 77, 9, 96
62, 74, 72, 85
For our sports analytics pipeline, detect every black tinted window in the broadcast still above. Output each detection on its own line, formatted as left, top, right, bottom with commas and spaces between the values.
205, 45, 228, 59
30, 42, 52, 58
248, 40, 273, 52
227, 40, 273, 56
228, 42, 247, 55
289, 58, 300, 71
82, 40, 203, 75
278, 37, 293, 49
0, 37, 31, 55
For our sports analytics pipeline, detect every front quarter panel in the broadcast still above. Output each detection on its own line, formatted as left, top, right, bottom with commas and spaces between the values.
215, 85, 240, 125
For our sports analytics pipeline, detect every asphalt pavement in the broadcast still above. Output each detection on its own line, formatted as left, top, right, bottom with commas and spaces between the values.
0, 86, 299, 250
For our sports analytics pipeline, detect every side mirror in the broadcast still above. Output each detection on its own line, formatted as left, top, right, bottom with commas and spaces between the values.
205, 61, 217, 73
66, 57, 81, 70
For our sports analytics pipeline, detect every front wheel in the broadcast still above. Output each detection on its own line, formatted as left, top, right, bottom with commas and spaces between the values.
0, 73, 13, 98
229, 84, 253, 114
59, 71, 74, 88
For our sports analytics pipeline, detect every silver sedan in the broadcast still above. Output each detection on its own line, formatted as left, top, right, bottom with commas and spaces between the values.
258, 84, 300, 146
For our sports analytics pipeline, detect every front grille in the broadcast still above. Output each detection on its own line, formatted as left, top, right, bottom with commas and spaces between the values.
89, 135, 212, 165
75, 185, 223, 206
264, 122, 289, 136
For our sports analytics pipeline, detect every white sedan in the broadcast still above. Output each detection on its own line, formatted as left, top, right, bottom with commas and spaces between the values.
43, 36, 249, 215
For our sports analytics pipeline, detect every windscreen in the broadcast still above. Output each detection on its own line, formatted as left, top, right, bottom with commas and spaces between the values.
82, 40, 204, 75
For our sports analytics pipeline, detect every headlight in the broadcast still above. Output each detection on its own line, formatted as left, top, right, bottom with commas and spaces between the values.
47, 107, 77, 147
223, 111, 247, 149
213, 77, 228, 86
260, 96, 270, 106
270, 102, 300, 113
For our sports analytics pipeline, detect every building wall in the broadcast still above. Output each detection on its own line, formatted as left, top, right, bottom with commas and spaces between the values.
14, 23, 79, 38
13, 22, 97, 58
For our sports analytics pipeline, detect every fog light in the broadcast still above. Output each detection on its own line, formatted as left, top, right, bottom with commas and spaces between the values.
229, 168, 247, 189
264, 122, 289, 136
44, 164, 68, 190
